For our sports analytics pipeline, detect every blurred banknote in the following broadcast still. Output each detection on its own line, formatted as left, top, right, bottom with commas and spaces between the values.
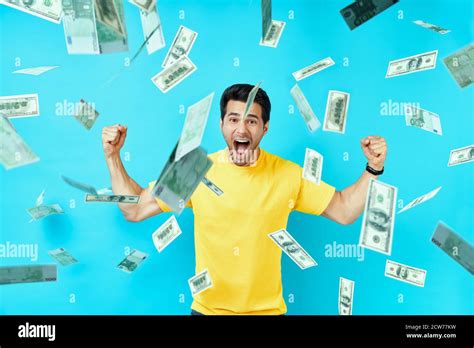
48, 248, 78, 266
242, 82, 262, 121
129, 0, 156, 12
0, 265, 57, 285
152, 215, 182, 252
413, 20, 450, 34
404, 104, 442, 136
431, 222, 474, 275
260, 20, 286, 48
303, 148, 323, 185
442, 43, 474, 89
340, 0, 399, 30
261, 0, 272, 40
0, 94, 39, 118
117, 250, 148, 273
447, 144, 474, 166
139, 5, 165, 55
13, 66, 59, 76
85, 194, 140, 204
2, 0, 62, 23
61, 175, 98, 194
398, 186, 442, 214
188, 269, 213, 296
385, 260, 426, 287
201, 177, 223, 196
268, 229, 317, 269
338, 277, 354, 315
27, 204, 64, 221
74, 99, 99, 130
359, 178, 397, 255
323, 90, 350, 134
290, 84, 321, 132
386, 50, 438, 78
292, 57, 335, 81
162, 25, 198, 68
151, 55, 197, 93
0, 114, 39, 170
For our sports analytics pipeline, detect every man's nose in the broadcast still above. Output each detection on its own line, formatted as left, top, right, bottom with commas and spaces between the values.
235, 119, 248, 134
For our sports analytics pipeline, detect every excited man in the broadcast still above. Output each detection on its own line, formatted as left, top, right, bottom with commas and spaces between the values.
102, 84, 388, 315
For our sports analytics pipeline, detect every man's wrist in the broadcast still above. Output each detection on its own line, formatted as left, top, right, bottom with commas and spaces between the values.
366, 162, 384, 175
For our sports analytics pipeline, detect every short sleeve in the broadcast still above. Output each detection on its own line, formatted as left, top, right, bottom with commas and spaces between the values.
148, 181, 193, 212
293, 175, 336, 216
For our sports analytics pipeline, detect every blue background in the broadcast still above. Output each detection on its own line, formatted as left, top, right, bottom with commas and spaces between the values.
0, 0, 472, 315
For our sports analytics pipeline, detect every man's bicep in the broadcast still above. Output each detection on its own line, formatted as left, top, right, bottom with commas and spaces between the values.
135, 187, 163, 220
321, 191, 344, 222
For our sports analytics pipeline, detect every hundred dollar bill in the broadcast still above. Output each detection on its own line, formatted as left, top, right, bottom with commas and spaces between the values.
151, 55, 197, 93
431, 222, 474, 275
2, 0, 62, 24
338, 277, 354, 315
290, 84, 321, 132
404, 104, 442, 136
447, 144, 474, 166
442, 43, 474, 89
385, 260, 426, 287
398, 186, 442, 214
359, 178, 397, 255
13, 66, 59, 76
152, 215, 182, 252
0, 114, 40, 170
74, 99, 99, 130
162, 25, 198, 68
0, 265, 57, 285
268, 229, 317, 269
303, 148, 323, 185
139, 5, 165, 55
0, 94, 39, 118
48, 248, 78, 266
340, 0, 399, 30
242, 82, 262, 121
260, 20, 286, 48
85, 194, 140, 204
261, 0, 272, 41
201, 177, 223, 196
413, 20, 450, 34
292, 57, 335, 81
117, 250, 148, 273
188, 269, 213, 296
129, 0, 156, 12
386, 50, 438, 78
27, 204, 64, 221
175, 93, 214, 162
323, 90, 350, 134
61, 175, 98, 194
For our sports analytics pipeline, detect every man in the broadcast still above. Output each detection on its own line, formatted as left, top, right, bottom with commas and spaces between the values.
102, 84, 388, 315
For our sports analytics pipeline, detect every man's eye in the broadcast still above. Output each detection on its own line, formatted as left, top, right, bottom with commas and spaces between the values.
248, 119, 257, 125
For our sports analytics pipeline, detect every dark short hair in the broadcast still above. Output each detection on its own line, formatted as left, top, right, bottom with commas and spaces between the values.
220, 84, 271, 124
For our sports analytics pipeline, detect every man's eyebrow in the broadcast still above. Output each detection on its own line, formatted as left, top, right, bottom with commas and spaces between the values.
227, 112, 259, 119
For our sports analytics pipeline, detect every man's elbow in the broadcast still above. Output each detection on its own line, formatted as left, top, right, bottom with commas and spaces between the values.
123, 211, 143, 223
339, 216, 356, 225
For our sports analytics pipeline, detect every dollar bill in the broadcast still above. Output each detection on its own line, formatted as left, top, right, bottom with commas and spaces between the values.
85, 194, 140, 204
2, 0, 63, 24
0, 94, 39, 119
129, 0, 156, 12
338, 277, 354, 315
359, 178, 397, 255
290, 84, 321, 132
35, 189, 46, 207
61, 175, 98, 194
13, 66, 59, 76
151, 55, 197, 93
139, 5, 165, 55
0, 114, 40, 170
386, 50, 438, 78
152, 215, 182, 253
303, 148, 323, 185
404, 104, 442, 136
188, 269, 213, 296
162, 25, 198, 68
385, 260, 426, 287
201, 177, 223, 196
261, 0, 272, 41
117, 250, 148, 273
260, 20, 286, 48
27, 204, 64, 221
0, 265, 57, 285
95, 0, 125, 36
268, 229, 317, 269
74, 99, 99, 130
323, 90, 350, 134
48, 248, 78, 266
340, 0, 399, 30
151, 143, 213, 214
431, 222, 474, 275
398, 186, 442, 214
292, 57, 335, 81
413, 20, 450, 34
447, 144, 474, 166
442, 43, 474, 89
175, 93, 214, 162
242, 82, 262, 121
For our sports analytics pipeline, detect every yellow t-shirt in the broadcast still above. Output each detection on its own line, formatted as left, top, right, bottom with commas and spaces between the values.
148, 148, 335, 315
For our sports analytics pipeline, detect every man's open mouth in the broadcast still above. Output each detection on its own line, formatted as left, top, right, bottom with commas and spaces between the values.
233, 138, 251, 155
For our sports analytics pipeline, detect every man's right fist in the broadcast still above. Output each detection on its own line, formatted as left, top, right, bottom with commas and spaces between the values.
102, 124, 127, 158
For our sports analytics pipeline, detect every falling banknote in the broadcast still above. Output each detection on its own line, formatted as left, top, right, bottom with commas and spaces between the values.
74, 99, 99, 130
404, 105, 442, 136
0, 265, 57, 285
261, 0, 272, 41
385, 260, 426, 287
27, 204, 64, 221
386, 50, 438, 78
323, 90, 350, 134
201, 177, 223, 196
359, 178, 397, 255
117, 250, 148, 273
303, 148, 323, 185
152, 215, 182, 253
338, 277, 354, 315
61, 175, 98, 194
2, 0, 63, 24
162, 25, 198, 68
85, 194, 140, 204
139, 5, 165, 55
447, 144, 474, 166
431, 222, 474, 275
188, 269, 213, 296
413, 20, 450, 35
129, 0, 156, 12
13, 66, 59, 76
290, 84, 321, 133
0, 94, 39, 119
442, 43, 474, 89
268, 229, 317, 269
151, 55, 197, 93
340, 0, 399, 30
48, 248, 78, 266
260, 20, 286, 48
242, 82, 262, 121
398, 186, 442, 214
292, 57, 335, 81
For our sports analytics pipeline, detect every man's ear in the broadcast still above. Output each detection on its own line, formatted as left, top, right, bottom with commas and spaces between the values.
263, 121, 269, 136
220, 118, 223, 128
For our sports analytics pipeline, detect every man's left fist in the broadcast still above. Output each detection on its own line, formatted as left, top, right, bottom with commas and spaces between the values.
360, 136, 387, 171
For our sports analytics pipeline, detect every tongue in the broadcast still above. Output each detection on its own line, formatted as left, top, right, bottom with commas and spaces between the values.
236, 142, 248, 155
